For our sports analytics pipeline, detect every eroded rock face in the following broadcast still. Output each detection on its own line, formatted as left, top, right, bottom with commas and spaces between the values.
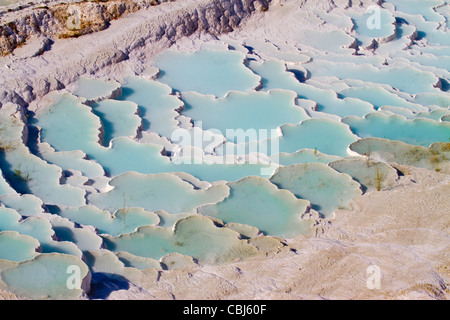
50, 0, 141, 39
0, 10, 52, 56
0, 0, 271, 107
0, 0, 141, 56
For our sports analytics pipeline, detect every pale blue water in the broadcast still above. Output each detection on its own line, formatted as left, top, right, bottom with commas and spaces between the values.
153, 49, 261, 96
248, 60, 376, 117
102, 215, 257, 264
35, 93, 101, 153
388, 0, 445, 23
342, 112, 450, 147
51, 216, 103, 253
218, 118, 360, 159
72, 77, 120, 102
198, 176, 312, 238
117, 77, 183, 138
91, 99, 141, 147
339, 86, 427, 111
413, 92, 450, 108
181, 89, 308, 140
59, 205, 160, 237
1, 253, 90, 299
270, 163, 362, 218
0, 104, 86, 207
0, 194, 43, 217
295, 30, 355, 53
38, 149, 105, 179
87, 172, 230, 214
277, 119, 359, 157
0, 231, 39, 262
301, 60, 441, 95
351, 7, 396, 47
0, 207, 82, 257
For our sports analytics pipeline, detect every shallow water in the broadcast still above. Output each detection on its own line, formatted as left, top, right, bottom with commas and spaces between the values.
153, 49, 261, 96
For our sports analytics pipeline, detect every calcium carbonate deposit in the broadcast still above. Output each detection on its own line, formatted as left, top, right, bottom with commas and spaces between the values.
0, 0, 449, 300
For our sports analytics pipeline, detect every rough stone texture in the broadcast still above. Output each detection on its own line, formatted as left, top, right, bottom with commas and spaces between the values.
50, 0, 141, 39
0, 289, 20, 300
0, 0, 270, 107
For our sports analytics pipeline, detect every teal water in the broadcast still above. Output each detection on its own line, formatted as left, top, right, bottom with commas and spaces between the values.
301, 59, 440, 95
339, 86, 427, 111
343, 112, 450, 147
248, 59, 376, 117
351, 7, 396, 47
72, 77, 121, 102
0, 207, 82, 257
0, 231, 40, 262
198, 176, 312, 238
153, 49, 261, 96
59, 205, 160, 237
1, 253, 90, 299
91, 99, 141, 147
181, 89, 308, 140
270, 163, 362, 218
295, 30, 355, 53
102, 215, 258, 264
117, 77, 183, 138
0, 104, 86, 207
388, 0, 445, 23
87, 172, 230, 213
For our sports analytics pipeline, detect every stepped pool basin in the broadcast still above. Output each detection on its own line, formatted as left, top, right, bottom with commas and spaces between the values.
0, 0, 449, 299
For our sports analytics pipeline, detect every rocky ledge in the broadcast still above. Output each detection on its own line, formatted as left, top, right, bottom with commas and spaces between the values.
0, 0, 271, 107
0, 0, 161, 56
